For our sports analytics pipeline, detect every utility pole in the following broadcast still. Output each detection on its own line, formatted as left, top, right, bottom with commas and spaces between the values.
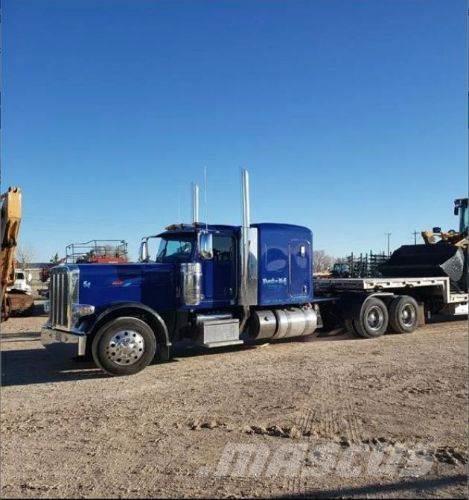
385, 232, 391, 256
412, 230, 419, 245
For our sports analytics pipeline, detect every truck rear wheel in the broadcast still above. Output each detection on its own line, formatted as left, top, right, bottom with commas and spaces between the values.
91, 317, 157, 376
388, 295, 418, 334
353, 297, 389, 339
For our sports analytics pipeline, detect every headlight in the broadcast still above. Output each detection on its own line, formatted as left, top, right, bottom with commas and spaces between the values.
72, 304, 95, 324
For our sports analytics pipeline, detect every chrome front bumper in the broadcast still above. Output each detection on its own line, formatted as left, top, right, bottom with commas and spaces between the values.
41, 326, 87, 357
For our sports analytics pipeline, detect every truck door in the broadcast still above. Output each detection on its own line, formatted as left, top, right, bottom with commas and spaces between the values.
289, 239, 311, 298
203, 233, 237, 305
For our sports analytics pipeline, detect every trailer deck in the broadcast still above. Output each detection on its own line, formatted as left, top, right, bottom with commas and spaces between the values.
315, 276, 468, 305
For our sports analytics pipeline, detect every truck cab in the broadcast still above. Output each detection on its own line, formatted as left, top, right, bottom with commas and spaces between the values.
41, 171, 320, 375
143, 224, 239, 308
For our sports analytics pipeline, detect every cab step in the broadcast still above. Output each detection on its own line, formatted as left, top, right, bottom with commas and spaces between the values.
197, 318, 241, 348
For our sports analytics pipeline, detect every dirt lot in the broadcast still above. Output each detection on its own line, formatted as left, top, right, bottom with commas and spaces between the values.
1, 316, 468, 498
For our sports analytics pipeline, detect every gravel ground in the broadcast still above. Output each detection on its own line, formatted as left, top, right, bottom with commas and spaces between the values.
1, 315, 468, 498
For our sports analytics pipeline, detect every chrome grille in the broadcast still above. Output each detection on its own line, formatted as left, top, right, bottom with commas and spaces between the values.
49, 266, 78, 329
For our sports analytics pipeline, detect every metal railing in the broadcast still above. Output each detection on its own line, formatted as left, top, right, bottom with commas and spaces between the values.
65, 240, 128, 264
333, 251, 389, 278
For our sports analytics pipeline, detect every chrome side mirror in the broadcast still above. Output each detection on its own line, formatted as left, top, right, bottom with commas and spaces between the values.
199, 232, 213, 260
139, 240, 149, 262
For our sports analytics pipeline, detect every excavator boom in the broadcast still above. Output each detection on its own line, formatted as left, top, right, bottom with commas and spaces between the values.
1, 187, 33, 320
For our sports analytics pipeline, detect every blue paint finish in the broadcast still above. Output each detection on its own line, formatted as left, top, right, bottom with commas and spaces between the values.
254, 223, 313, 306
75, 222, 314, 330
78, 263, 177, 315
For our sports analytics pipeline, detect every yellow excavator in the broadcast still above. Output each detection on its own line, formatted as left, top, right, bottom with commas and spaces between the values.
421, 198, 468, 248
1, 187, 34, 321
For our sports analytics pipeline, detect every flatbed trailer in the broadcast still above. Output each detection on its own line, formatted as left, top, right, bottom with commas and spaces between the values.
315, 276, 468, 338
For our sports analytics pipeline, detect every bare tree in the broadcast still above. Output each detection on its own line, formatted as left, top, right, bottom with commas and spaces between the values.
313, 250, 336, 274
16, 245, 35, 270
50, 253, 61, 264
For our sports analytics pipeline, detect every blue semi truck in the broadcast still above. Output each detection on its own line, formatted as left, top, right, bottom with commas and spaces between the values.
41, 171, 468, 375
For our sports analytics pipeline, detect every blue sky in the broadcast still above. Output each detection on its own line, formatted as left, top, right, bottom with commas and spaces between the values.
2, 0, 467, 261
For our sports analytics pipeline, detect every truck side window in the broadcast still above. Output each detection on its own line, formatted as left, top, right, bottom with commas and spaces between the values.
212, 235, 234, 262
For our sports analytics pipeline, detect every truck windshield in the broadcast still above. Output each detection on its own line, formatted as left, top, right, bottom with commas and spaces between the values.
156, 237, 194, 263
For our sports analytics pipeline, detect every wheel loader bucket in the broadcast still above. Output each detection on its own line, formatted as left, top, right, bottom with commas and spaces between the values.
379, 244, 465, 284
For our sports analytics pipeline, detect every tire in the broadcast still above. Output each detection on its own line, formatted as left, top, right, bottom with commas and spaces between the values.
388, 295, 419, 334
91, 317, 157, 376
353, 297, 389, 339
345, 318, 360, 337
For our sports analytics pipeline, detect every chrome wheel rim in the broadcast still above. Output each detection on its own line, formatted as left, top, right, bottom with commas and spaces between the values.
401, 304, 416, 327
106, 330, 145, 366
366, 306, 384, 331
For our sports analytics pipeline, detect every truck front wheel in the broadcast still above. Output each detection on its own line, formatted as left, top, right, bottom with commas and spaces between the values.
91, 317, 157, 376
388, 295, 418, 334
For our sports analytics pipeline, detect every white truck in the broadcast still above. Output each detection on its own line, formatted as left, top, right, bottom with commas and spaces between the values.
7, 269, 33, 295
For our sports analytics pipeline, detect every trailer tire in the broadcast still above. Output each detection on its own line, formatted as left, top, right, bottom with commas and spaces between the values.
388, 295, 419, 334
91, 317, 157, 376
353, 297, 389, 339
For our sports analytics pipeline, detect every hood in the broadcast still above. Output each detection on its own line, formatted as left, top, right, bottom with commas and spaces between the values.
77, 263, 176, 312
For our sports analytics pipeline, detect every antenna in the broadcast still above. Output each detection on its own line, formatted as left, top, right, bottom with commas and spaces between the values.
191, 182, 199, 224
177, 188, 181, 223
204, 166, 208, 231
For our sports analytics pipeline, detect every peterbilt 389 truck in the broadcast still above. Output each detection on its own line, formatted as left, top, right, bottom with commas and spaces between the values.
41, 171, 468, 376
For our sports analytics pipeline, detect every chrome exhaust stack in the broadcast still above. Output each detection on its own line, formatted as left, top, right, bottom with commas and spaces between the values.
192, 182, 199, 224
239, 169, 258, 306
242, 169, 251, 231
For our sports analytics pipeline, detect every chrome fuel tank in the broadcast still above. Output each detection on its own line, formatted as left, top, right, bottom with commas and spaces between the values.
250, 307, 318, 339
